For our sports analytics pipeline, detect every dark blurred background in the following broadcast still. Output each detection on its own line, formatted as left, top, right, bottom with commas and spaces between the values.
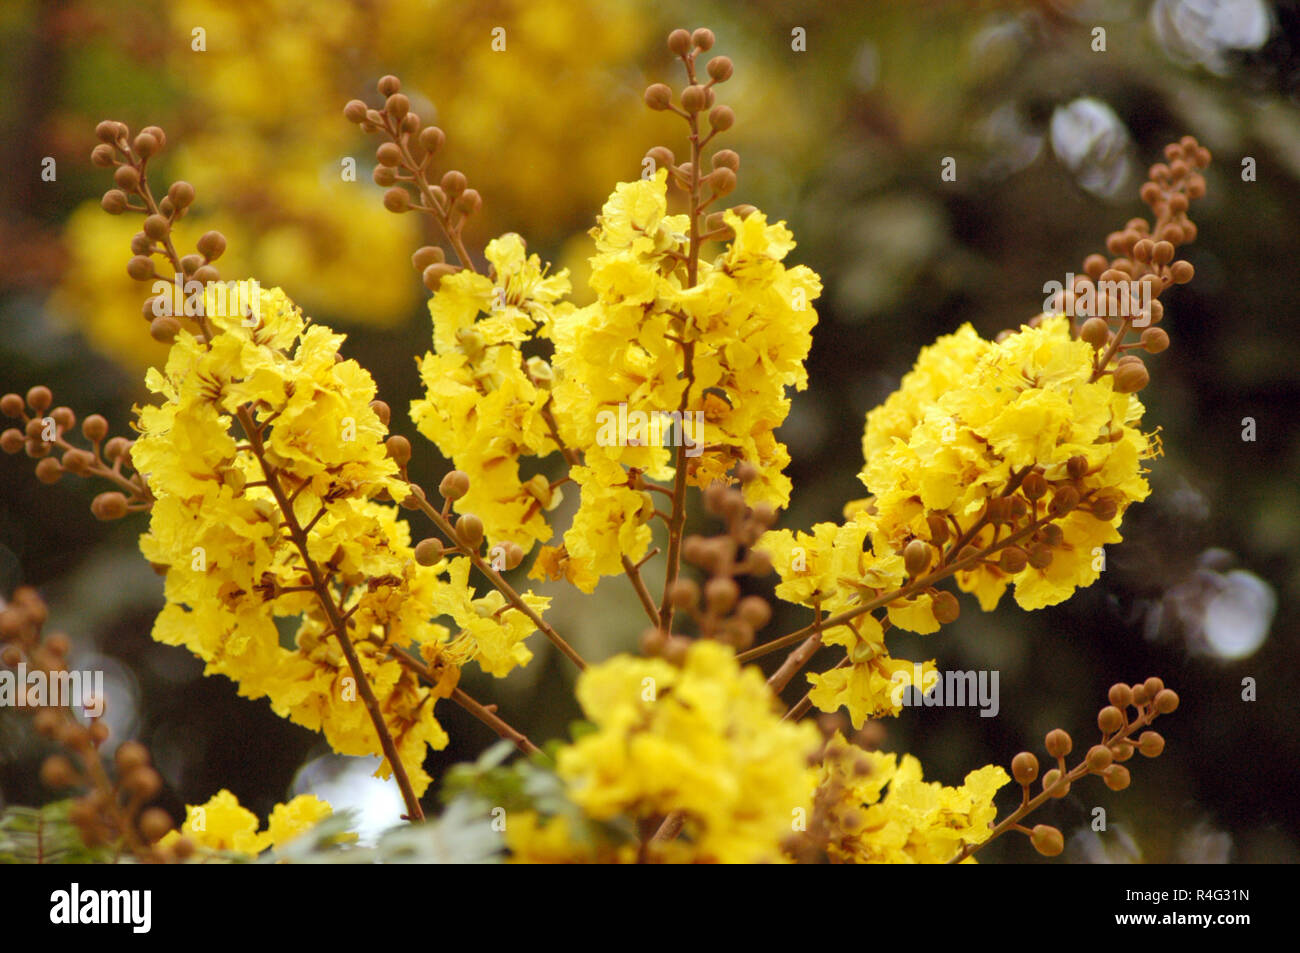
2, 0, 1297, 860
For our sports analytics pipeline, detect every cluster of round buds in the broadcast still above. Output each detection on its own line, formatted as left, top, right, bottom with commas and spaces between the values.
344, 75, 477, 291
1037, 137, 1210, 394
408, 469, 524, 572
643, 28, 746, 238
1007, 677, 1178, 858
900, 458, 1117, 604
1, 387, 149, 519
91, 120, 228, 343
3, 588, 174, 859
644, 463, 777, 661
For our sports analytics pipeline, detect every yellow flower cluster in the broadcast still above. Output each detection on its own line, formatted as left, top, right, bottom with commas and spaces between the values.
551, 640, 822, 863
864, 315, 1154, 610
410, 235, 573, 551
758, 315, 1157, 727
159, 789, 334, 856
817, 734, 1008, 864
133, 282, 549, 796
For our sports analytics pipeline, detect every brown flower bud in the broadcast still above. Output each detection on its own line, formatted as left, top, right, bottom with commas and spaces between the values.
1041, 768, 1070, 798
1021, 471, 1047, 500
707, 56, 734, 82
1103, 764, 1131, 791
925, 513, 949, 545
95, 120, 121, 143
1113, 360, 1150, 394
994, 545, 1026, 574
101, 190, 128, 214
376, 142, 402, 167
1107, 682, 1132, 708
167, 181, 195, 210
1170, 260, 1195, 284
1048, 485, 1079, 517
0, 429, 24, 454
149, 316, 180, 342
193, 232, 226, 263
1154, 688, 1180, 714
126, 255, 155, 281
113, 165, 140, 192
422, 262, 459, 292
1031, 824, 1065, 857
132, 132, 159, 158
705, 577, 740, 614
668, 29, 692, 55
384, 435, 411, 465
412, 246, 445, 272
737, 595, 771, 629
373, 165, 397, 187
440, 170, 467, 196
91, 143, 116, 168
455, 514, 485, 549
903, 538, 931, 577
91, 491, 129, 521
1079, 317, 1109, 349
647, 146, 675, 171
418, 126, 446, 155
1086, 744, 1114, 772
143, 214, 170, 241
456, 189, 482, 215
1045, 728, 1073, 759
35, 456, 62, 484
644, 84, 673, 110
708, 105, 735, 132
439, 469, 470, 500
139, 807, 174, 844
26, 386, 52, 412
344, 99, 368, 123
384, 93, 409, 120
40, 755, 79, 789
692, 28, 715, 50
932, 590, 960, 624
1140, 327, 1169, 354
1098, 705, 1124, 734
681, 85, 707, 113
1011, 751, 1039, 785
1090, 495, 1119, 522
414, 538, 444, 566
1138, 730, 1165, 757
383, 187, 411, 212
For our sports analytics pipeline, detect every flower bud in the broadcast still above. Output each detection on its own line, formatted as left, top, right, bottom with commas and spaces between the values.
1140, 327, 1169, 353
1138, 730, 1165, 757
168, 180, 196, 209
1045, 728, 1073, 759
143, 214, 170, 241
707, 55, 734, 82
1031, 824, 1064, 857
149, 316, 180, 342
344, 99, 368, 123
132, 132, 159, 158
1086, 744, 1113, 772
1098, 705, 1124, 733
418, 126, 446, 154
423, 262, 459, 292
903, 538, 930, 577
692, 28, 715, 50
1103, 764, 1131, 791
1113, 360, 1149, 393
931, 590, 960, 624
667, 28, 692, 55
1108, 682, 1132, 708
999, 545, 1028, 573
101, 190, 128, 214
1080, 317, 1109, 349
644, 84, 673, 110
439, 469, 470, 501
1011, 751, 1039, 785
1153, 689, 1180, 714
737, 595, 771, 629
383, 187, 411, 212
708, 105, 735, 132
455, 514, 485, 549
376, 142, 403, 167
681, 85, 707, 113
91, 491, 129, 521
1021, 471, 1047, 500
440, 170, 468, 196
705, 577, 739, 614
414, 538, 444, 566
113, 165, 140, 191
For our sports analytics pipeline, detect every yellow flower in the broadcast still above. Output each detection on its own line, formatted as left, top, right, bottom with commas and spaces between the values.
553, 640, 822, 863
160, 790, 337, 856
818, 735, 1008, 863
